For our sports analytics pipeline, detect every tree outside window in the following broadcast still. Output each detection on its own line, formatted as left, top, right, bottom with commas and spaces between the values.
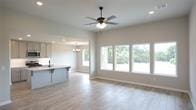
154, 42, 177, 76
132, 44, 150, 73
115, 45, 129, 72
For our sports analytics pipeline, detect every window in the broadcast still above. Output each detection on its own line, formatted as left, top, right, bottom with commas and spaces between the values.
132, 44, 150, 73
82, 49, 89, 66
154, 42, 177, 76
115, 45, 129, 72
101, 46, 113, 70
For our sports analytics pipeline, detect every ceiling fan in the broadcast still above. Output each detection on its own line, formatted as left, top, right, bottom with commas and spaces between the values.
85, 6, 118, 29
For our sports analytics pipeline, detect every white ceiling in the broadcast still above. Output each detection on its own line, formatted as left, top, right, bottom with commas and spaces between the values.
2, 0, 193, 31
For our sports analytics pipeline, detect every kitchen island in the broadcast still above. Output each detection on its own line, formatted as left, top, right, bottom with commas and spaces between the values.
26, 66, 71, 89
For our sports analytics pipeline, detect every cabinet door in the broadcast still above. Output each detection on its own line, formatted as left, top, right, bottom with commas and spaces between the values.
20, 69, 27, 81
33, 42, 41, 52
11, 69, 21, 83
40, 43, 47, 58
19, 41, 27, 58
46, 43, 52, 58
27, 42, 34, 51
11, 40, 19, 58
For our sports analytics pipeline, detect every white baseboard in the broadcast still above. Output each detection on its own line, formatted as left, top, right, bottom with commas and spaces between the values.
89, 75, 97, 80
188, 92, 196, 110
94, 76, 189, 93
0, 100, 11, 106
193, 102, 196, 110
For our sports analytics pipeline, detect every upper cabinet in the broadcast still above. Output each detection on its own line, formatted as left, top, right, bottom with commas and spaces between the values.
11, 40, 52, 58
19, 41, 27, 58
27, 42, 40, 52
11, 40, 19, 58
46, 43, 52, 58
40, 43, 47, 58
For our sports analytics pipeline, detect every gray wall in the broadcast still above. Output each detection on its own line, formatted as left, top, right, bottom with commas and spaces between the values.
96, 17, 189, 91
52, 44, 77, 72
0, 8, 11, 105
189, 1, 196, 109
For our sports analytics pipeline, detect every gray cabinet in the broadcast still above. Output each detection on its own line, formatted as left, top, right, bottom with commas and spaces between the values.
34, 42, 41, 52
11, 68, 21, 82
27, 42, 40, 52
11, 40, 51, 58
19, 41, 27, 58
11, 40, 19, 58
40, 43, 47, 57
11, 68, 28, 83
46, 43, 52, 58
21, 69, 28, 81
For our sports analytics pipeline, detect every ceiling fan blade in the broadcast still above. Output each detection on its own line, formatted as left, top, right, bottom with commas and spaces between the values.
107, 15, 117, 21
85, 22, 97, 25
106, 22, 118, 25
86, 17, 97, 21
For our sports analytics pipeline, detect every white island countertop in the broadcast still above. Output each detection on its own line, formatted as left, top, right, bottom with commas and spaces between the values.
26, 66, 71, 72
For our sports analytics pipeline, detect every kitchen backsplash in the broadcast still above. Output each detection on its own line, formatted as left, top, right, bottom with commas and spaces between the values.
11, 58, 50, 68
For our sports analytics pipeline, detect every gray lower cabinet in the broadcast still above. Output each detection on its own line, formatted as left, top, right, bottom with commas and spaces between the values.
11, 68, 28, 83
11, 69, 21, 82
21, 69, 28, 81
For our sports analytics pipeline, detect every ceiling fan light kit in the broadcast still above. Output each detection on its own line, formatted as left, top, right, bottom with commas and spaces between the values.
86, 6, 118, 29
96, 23, 107, 29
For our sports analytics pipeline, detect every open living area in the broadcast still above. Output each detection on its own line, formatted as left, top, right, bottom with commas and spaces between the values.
0, 0, 196, 110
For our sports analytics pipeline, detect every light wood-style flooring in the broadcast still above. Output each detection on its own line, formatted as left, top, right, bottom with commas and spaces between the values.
0, 73, 193, 110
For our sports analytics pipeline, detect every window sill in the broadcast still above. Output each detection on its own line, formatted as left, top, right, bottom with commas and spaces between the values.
99, 70, 178, 78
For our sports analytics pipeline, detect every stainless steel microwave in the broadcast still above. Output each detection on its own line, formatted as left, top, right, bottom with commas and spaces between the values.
27, 51, 40, 57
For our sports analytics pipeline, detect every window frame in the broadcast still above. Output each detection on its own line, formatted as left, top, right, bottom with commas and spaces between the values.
131, 43, 151, 74
82, 48, 90, 67
99, 41, 178, 78
153, 42, 178, 77
100, 45, 114, 71
114, 45, 130, 72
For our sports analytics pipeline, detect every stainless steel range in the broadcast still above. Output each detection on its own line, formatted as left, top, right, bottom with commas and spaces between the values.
26, 61, 42, 68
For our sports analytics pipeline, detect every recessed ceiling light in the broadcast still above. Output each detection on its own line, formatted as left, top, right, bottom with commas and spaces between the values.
18, 38, 23, 40
26, 34, 31, 37
148, 11, 155, 15
36, 1, 43, 6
